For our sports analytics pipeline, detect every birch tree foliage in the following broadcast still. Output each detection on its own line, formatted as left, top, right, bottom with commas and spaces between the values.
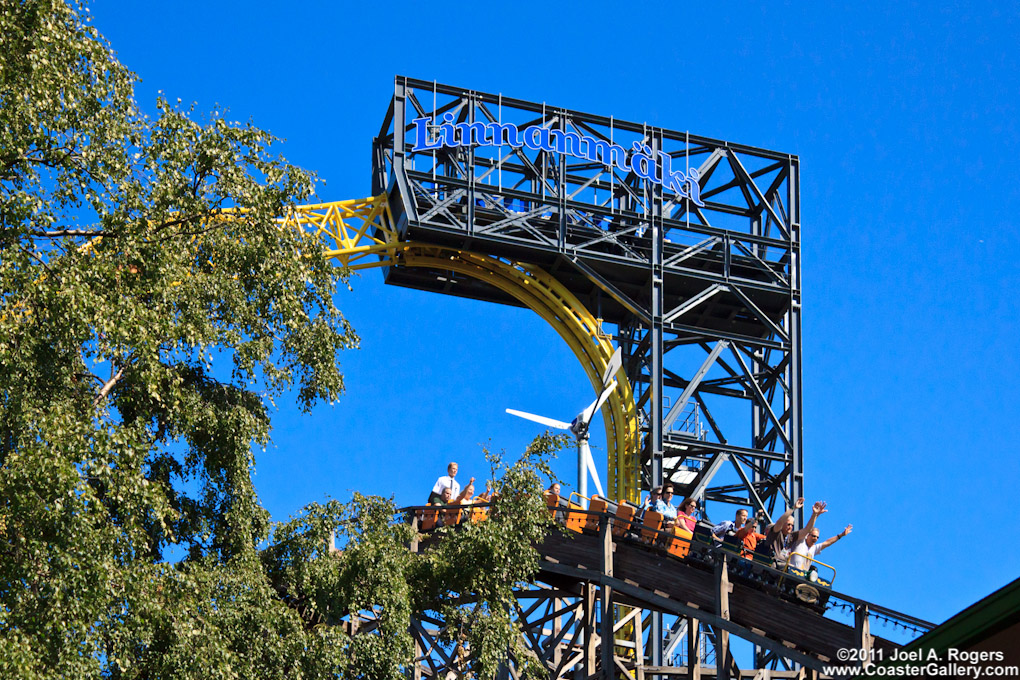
1, 2, 567, 677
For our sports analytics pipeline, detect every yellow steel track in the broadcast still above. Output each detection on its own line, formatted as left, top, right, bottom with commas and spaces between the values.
281, 195, 640, 502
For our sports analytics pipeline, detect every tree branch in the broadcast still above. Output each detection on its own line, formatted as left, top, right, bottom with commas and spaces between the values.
32, 229, 106, 238
151, 210, 218, 236
93, 367, 126, 407
16, 243, 55, 275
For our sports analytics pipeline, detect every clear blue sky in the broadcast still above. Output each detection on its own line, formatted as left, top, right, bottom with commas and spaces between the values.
91, 1, 1019, 628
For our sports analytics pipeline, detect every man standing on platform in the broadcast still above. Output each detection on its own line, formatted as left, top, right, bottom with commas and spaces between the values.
429, 462, 466, 505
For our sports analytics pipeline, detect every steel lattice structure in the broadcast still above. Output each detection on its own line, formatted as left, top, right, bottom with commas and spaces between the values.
309, 76, 820, 678
369, 77, 803, 524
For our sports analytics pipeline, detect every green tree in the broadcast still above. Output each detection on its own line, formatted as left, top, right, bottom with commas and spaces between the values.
0, 2, 568, 678
265, 437, 567, 680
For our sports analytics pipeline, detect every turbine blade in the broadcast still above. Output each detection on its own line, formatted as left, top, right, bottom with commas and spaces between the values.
580, 379, 618, 425
582, 440, 605, 498
592, 379, 618, 416
601, 346, 622, 387
505, 408, 572, 431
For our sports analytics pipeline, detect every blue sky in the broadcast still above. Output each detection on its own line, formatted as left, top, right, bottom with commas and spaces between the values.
90, 1, 1019, 628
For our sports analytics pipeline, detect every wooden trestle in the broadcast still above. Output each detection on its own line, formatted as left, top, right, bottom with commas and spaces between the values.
533, 517, 887, 678
400, 509, 925, 680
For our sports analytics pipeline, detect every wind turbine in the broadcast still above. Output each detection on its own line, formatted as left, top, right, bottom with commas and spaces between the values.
505, 347, 622, 501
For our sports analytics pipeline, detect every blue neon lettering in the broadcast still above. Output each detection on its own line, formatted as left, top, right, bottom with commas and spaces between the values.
523, 125, 555, 152
630, 142, 656, 181
552, 130, 586, 157
659, 152, 690, 200
440, 113, 458, 147
687, 167, 703, 207
585, 138, 630, 172
410, 115, 704, 205
411, 117, 442, 151
487, 122, 524, 147
456, 121, 491, 146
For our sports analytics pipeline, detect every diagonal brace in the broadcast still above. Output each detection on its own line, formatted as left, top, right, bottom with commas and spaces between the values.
729, 345, 794, 452
664, 341, 728, 431
664, 284, 728, 325
566, 255, 652, 326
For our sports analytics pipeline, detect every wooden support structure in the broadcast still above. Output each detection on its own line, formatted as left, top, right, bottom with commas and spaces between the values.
855, 603, 873, 670
585, 582, 599, 678
602, 517, 616, 680
409, 512, 419, 553
688, 618, 701, 680
388, 509, 930, 680
715, 558, 731, 680
552, 596, 562, 670
536, 529, 906, 673
633, 605, 644, 669
642, 669, 806, 679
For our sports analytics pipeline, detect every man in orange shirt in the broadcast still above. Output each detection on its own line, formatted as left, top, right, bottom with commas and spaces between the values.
736, 511, 767, 558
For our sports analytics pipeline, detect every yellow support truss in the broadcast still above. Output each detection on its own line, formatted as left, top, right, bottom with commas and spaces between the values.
281, 196, 641, 503
279, 195, 400, 271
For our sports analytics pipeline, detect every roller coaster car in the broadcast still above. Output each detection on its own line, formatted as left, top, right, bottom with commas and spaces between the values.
565, 501, 587, 533
684, 524, 717, 567
545, 492, 560, 520
784, 566, 831, 588
583, 496, 610, 533
689, 537, 835, 613
441, 505, 463, 527
719, 533, 757, 579
409, 500, 842, 617
423, 503, 474, 529
468, 503, 489, 523
666, 526, 693, 559
780, 560, 834, 609
419, 507, 440, 532
640, 511, 664, 544
743, 542, 780, 588
720, 533, 744, 558
693, 524, 714, 546
613, 502, 640, 538
751, 540, 772, 563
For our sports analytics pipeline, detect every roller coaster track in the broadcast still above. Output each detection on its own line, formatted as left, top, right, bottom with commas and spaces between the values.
281, 196, 935, 678
531, 516, 929, 676
282, 195, 641, 502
